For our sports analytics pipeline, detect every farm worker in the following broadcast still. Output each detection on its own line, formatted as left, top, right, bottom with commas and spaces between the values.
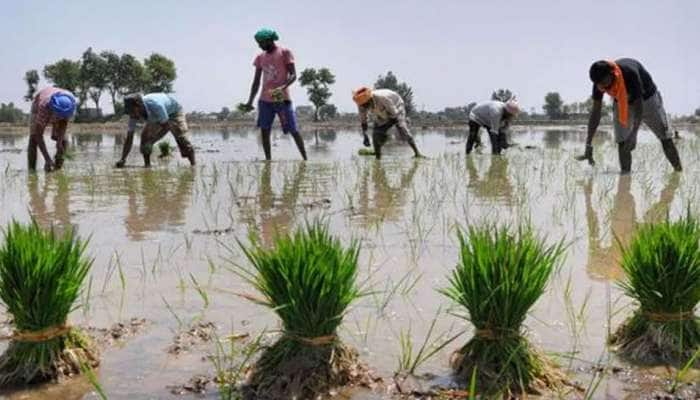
241, 28, 307, 161
352, 87, 423, 159
115, 93, 196, 168
466, 99, 520, 155
577, 58, 682, 173
28, 87, 76, 172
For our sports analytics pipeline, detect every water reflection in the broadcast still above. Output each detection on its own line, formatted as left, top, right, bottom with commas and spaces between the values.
585, 173, 680, 280
466, 156, 513, 204
354, 159, 420, 225
123, 169, 194, 241
28, 174, 72, 229
71, 133, 103, 149
0, 133, 19, 147
239, 162, 308, 245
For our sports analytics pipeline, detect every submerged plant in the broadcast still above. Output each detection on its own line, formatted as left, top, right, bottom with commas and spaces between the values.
234, 221, 367, 399
0, 221, 99, 385
611, 212, 700, 365
441, 224, 567, 395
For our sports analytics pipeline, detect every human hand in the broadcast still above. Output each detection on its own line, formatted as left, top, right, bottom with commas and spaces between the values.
575, 145, 595, 166
237, 103, 254, 113
115, 159, 126, 168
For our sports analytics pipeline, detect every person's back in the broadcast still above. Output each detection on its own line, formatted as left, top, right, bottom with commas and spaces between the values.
469, 101, 505, 130
142, 93, 181, 123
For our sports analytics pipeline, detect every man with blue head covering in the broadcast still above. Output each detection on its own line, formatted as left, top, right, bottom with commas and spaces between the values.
28, 87, 76, 172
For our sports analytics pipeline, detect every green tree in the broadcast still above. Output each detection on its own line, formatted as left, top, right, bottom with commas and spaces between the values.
24, 70, 39, 102
43, 59, 82, 94
299, 67, 336, 121
144, 53, 176, 92
101, 51, 122, 113
0, 103, 26, 123
374, 71, 415, 115
543, 92, 564, 120
318, 104, 337, 120
491, 89, 514, 102
81, 47, 109, 111
120, 54, 147, 94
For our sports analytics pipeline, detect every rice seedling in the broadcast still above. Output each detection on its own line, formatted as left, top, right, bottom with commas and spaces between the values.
610, 211, 700, 365
0, 221, 99, 385
158, 141, 173, 158
233, 220, 368, 399
209, 328, 263, 400
440, 224, 568, 395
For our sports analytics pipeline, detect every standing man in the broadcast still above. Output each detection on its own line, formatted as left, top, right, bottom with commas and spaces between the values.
28, 87, 76, 172
577, 59, 682, 173
241, 28, 307, 161
115, 93, 196, 168
352, 87, 423, 159
466, 99, 520, 155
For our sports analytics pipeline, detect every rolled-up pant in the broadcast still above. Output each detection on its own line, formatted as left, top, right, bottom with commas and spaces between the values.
613, 91, 673, 152
140, 112, 194, 157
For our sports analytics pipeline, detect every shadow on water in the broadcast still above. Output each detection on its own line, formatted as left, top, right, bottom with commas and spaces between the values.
466, 156, 513, 205
28, 173, 72, 230
354, 159, 420, 227
584, 173, 680, 280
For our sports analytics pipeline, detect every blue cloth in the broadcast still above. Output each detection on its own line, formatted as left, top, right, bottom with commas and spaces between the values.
128, 93, 182, 131
49, 93, 76, 119
257, 100, 298, 134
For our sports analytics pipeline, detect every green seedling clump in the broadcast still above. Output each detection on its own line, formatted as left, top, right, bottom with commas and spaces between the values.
441, 225, 568, 396
158, 141, 173, 158
0, 221, 99, 385
611, 212, 700, 365
236, 221, 368, 399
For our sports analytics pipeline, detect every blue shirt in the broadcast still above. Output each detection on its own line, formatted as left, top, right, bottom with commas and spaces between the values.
128, 93, 182, 131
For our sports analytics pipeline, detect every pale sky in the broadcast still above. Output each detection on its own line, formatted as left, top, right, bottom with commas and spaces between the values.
1, 0, 698, 115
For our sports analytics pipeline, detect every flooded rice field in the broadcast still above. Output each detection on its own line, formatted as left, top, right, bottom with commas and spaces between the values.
0, 126, 699, 399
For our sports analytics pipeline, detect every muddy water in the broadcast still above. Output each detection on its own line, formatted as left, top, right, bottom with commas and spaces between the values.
0, 126, 699, 399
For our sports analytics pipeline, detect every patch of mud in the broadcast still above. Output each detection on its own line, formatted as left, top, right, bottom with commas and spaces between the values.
168, 374, 212, 395
192, 227, 235, 236
85, 317, 148, 346
167, 321, 217, 355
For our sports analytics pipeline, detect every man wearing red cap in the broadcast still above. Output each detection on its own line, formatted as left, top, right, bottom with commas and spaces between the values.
352, 87, 422, 159
28, 87, 76, 172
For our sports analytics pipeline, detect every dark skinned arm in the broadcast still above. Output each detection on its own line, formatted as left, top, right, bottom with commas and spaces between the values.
30, 123, 54, 171
116, 129, 135, 168
282, 63, 297, 89
245, 68, 262, 108
576, 99, 602, 165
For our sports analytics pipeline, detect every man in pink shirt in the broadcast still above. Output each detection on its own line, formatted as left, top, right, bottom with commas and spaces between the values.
242, 28, 307, 161
28, 87, 76, 172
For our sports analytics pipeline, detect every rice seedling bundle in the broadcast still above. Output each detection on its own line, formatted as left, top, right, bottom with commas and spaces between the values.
235, 221, 367, 399
441, 225, 566, 395
158, 141, 173, 158
0, 221, 99, 386
611, 213, 700, 364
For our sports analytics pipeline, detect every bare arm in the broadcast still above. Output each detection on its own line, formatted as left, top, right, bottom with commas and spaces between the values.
283, 63, 297, 89
116, 130, 135, 167
246, 68, 262, 106
585, 99, 603, 146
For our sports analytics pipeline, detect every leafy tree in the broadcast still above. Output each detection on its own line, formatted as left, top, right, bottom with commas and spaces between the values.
101, 51, 122, 113
299, 67, 336, 121
0, 103, 26, 123
543, 92, 564, 120
318, 104, 338, 120
81, 47, 109, 111
144, 53, 176, 92
217, 107, 231, 121
24, 70, 39, 102
43, 59, 82, 95
120, 54, 147, 95
374, 71, 415, 115
491, 89, 514, 102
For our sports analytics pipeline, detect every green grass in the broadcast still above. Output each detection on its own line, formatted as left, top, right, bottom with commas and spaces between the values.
233, 220, 363, 398
0, 221, 99, 385
440, 224, 565, 395
611, 212, 700, 365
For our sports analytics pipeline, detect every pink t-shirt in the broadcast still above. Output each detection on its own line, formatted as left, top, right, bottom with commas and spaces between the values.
253, 46, 295, 102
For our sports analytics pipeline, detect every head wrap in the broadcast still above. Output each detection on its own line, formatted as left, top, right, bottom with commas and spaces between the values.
352, 87, 373, 106
504, 99, 520, 116
49, 92, 76, 119
254, 28, 279, 42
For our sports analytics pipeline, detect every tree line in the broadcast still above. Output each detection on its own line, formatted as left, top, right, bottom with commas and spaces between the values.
24, 48, 177, 118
